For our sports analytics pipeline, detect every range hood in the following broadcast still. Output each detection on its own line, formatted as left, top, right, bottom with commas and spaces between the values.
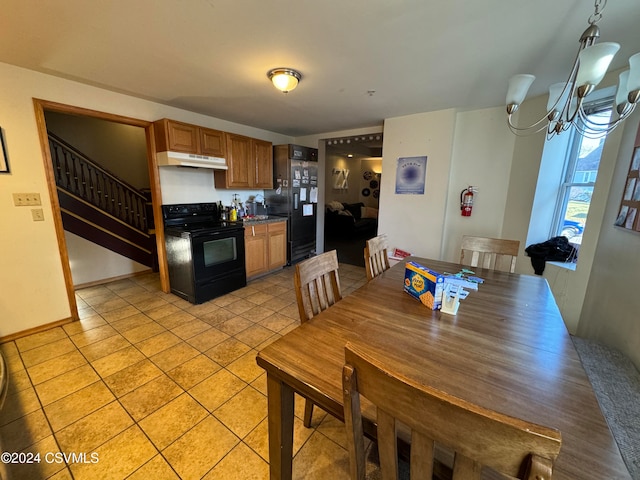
156, 151, 228, 170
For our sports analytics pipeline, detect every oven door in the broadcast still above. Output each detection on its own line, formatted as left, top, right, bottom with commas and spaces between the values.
191, 227, 246, 283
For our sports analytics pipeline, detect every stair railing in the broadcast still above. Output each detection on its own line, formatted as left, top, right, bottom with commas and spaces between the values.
48, 132, 148, 233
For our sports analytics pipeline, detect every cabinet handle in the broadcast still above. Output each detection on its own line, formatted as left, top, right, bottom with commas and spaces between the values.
252, 226, 255, 236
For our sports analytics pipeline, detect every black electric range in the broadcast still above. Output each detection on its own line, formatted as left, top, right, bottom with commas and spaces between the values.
162, 203, 246, 304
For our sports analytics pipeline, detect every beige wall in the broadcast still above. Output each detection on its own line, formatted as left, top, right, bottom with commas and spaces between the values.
324, 154, 382, 208
441, 106, 515, 262
579, 108, 640, 368
378, 109, 457, 259
45, 112, 149, 190
65, 232, 149, 286
324, 152, 361, 205
0, 61, 291, 337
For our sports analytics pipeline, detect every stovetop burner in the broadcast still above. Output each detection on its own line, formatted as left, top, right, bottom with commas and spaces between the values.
162, 203, 244, 235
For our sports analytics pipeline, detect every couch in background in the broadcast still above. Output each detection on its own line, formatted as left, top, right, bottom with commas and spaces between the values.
325, 201, 378, 240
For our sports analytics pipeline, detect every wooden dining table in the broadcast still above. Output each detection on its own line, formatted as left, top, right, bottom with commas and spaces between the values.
256, 257, 630, 479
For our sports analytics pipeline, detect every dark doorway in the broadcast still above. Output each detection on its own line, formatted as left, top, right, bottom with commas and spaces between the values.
323, 134, 382, 267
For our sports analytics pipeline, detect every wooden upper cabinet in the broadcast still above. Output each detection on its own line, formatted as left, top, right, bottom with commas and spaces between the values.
253, 139, 274, 189
154, 119, 226, 157
225, 133, 252, 188
200, 127, 227, 158
154, 119, 199, 153
155, 118, 272, 190
215, 134, 273, 189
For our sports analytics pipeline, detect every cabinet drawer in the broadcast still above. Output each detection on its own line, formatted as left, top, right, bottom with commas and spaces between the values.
245, 223, 268, 237
268, 221, 286, 233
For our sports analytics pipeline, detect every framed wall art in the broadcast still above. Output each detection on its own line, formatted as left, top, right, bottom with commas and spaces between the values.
0, 127, 9, 173
395, 156, 427, 194
615, 131, 640, 232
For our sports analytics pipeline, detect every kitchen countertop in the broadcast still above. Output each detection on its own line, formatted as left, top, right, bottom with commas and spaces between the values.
242, 217, 286, 226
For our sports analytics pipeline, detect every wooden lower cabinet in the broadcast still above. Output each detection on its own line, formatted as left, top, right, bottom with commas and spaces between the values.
267, 221, 287, 270
245, 224, 268, 278
245, 221, 287, 279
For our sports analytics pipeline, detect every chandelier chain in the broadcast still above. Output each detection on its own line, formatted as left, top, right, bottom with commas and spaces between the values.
589, 0, 606, 25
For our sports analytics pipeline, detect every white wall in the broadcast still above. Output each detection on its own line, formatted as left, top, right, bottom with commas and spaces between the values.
441, 107, 515, 262
0, 61, 291, 337
378, 109, 457, 259
65, 232, 149, 286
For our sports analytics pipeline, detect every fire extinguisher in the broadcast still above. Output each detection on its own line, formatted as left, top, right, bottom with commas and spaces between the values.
460, 186, 474, 217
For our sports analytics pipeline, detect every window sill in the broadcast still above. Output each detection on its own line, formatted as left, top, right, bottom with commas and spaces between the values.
547, 261, 577, 271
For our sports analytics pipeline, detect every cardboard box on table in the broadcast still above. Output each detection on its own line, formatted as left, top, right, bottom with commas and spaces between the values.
403, 262, 445, 310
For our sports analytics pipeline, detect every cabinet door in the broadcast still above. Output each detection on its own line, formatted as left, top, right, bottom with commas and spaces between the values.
253, 139, 273, 188
200, 128, 227, 158
268, 221, 287, 270
245, 224, 268, 278
225, 134, 252, 188
167, 121, 199, 153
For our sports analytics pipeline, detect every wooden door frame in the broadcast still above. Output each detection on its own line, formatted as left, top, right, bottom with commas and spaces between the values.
33, 99, 169, 321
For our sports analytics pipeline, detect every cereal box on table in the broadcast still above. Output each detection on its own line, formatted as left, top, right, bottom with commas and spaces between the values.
403, 262, 445, 310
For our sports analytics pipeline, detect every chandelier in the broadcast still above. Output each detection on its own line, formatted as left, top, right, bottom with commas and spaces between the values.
506, 0, 640, 139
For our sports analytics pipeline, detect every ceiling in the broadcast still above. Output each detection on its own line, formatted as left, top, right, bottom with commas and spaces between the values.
2, 0, 639, 137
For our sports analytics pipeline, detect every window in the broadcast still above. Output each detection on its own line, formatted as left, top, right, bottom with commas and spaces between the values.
551, 102, 612, 250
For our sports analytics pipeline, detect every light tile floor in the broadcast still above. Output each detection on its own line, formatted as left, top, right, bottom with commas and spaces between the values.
0, 263, 367, 480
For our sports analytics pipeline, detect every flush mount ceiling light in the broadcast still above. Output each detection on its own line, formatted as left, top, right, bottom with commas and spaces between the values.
267, 68, 302, 93
506, 0, 640, 139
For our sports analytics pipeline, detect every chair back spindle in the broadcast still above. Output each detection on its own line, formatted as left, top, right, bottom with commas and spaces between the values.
294, 250, 342, 322
364, 234, 391, 281
460, 236, 520, 273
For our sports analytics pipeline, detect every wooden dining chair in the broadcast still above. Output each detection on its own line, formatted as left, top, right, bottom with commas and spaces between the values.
294, 250, 343, 427
460, 235, 520, 273
364, 234, 391, 281
343, 342, 562, 480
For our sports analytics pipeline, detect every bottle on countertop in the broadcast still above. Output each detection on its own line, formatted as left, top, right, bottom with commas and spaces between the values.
229, 203, 237, 222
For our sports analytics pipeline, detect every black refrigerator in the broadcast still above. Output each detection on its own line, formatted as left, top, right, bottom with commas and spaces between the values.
265, 144, 318, 265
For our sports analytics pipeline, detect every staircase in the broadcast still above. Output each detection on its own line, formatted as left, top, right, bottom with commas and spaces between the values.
48, 132, 157, 269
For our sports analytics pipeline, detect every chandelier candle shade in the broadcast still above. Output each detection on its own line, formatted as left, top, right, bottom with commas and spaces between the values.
268, 68, 302, 93
506, 0, 640, 138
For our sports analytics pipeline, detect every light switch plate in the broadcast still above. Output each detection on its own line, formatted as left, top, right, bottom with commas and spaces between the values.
27, 193, 41, 205
13, 193, 26, 206
13, 193, 42, 206
31, 208, 45, 221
